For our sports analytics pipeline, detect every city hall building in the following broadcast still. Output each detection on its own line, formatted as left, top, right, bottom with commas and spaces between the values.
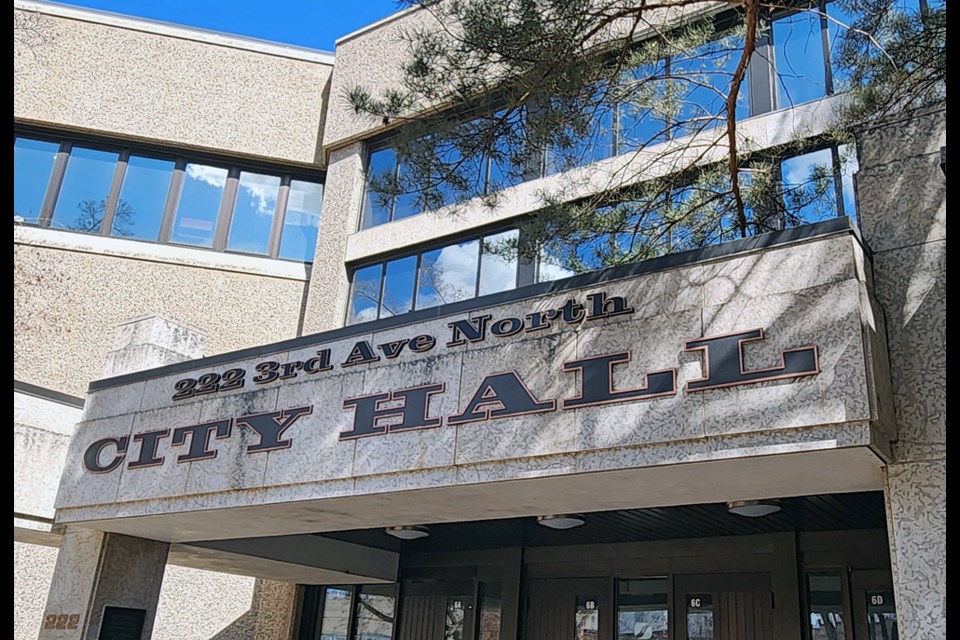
13, 1, 945, 639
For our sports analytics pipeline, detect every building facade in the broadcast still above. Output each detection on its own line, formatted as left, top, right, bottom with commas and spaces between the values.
13, 1, 945, 640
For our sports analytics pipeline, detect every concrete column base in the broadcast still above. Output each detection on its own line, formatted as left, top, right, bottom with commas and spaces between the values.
38, 527, 169, 640
884, 459, 946, 639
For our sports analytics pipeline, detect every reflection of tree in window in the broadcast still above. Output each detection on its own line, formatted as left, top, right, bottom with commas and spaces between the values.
70, 199, 135, 237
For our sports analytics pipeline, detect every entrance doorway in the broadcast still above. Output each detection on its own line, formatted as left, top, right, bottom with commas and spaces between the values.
673, 573, 773, 640
526, 578, 613, 640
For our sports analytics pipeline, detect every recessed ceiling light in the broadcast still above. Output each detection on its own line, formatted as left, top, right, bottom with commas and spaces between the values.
537, 514, 586, 530
726, 499, 782, 518
384, 525, 430, 540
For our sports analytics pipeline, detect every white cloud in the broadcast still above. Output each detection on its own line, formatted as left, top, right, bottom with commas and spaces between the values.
239, 174, 280, 216
185, 164, 228, 188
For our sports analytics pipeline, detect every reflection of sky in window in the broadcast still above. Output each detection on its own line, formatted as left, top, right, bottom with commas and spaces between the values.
826, 0, 856, 89
350, 264, 382, 324
227, 171, 280, 255
537, 244, 576, 283
479, 230, 519, 296
14, 138, 58, 223
279, 180, 323, 261
171, 163, 227, 247
781, 147, 836, 224
486, 110, 525, 191
115, 155, 174, 240
417, 239, 479, 309
619, 59, 671, 151
363, 147, 396, 228
392, 161, 419, 221
672, 35, 749, 134
838, 143, 859, 220
546, 88, 615, 175
380, 255, 417, 318
51, 146, 119, 234
773, 11, 827, 107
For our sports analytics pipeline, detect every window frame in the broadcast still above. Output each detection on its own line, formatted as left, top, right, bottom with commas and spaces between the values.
13, 126, 324, 263
346, 222, 528, 325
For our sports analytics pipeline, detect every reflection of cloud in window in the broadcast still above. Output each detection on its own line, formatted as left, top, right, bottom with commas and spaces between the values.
419, 243, 478, 308
353, 306, 378, 323
538, 260, 575, 282
239, 173, 280, 216
185, 163, 227, 188
781, 148, 832, 187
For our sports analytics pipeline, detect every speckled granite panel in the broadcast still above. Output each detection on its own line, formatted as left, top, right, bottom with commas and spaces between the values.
153, 564, 257, 640
885, 459, 946, 640
873, 241, 946, 460
14, 541, 59, 640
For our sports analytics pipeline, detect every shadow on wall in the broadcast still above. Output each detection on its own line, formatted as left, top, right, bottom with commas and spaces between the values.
154, 567, 294, 640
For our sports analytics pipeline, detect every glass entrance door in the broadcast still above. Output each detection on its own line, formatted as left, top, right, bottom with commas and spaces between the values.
850, 570, 898, 640
673, 574, 773, 640
526, 578, 613, 640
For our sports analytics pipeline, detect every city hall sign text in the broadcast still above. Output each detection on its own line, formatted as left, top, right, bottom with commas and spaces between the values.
83, 292, 820, 473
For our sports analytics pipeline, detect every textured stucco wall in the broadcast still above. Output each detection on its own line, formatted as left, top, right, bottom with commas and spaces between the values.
12, 538, 286, 640
14, 392, 82, 521
858, 105, 946, 639
14, 6, 331, 165
153, 565, 258, 640
13, 231, 307, 398
14, 541, 59, 640
302, 143, 364, 334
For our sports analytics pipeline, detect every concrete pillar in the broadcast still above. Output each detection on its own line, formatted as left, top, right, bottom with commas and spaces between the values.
252, 580, 299, 640
855, 104, 946, 639
101, 314, 206, 378
39, 315, 206, 639
37, 529, 169, 639
302, 142, 366, 334
883, 461, 946, 638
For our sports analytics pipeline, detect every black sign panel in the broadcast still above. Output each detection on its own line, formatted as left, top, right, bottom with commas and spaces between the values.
98, 606, 146, 640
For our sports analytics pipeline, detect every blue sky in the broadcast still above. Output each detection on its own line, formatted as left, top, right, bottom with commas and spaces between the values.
53, 0, 405, 51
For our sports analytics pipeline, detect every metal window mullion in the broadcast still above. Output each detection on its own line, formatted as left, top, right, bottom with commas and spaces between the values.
389, 160, 401, 223
411, 252, 423, 311
158, 160, 186, 243
474, 236, 484, 299
375, 262, 388, 320
346, 586, 360, 640
830, 144, 846, 218
38, 142, 72, 227
517, 225, 537, 287
268, 176, 291, 258
819, 0, 835, 95
213, 169, 240, 251
100, 150, 128, 237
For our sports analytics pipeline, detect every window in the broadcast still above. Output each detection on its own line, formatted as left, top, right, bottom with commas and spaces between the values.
280, 179, 324, 261
13, 137, 59, 224
117, 155, 176, 241
779, 143, 858, 226
347, 228, 520, 324
50, 146, 119, 234
617, 578, 669, 640
172, 162, 227, 248
354, 585, 397, 640
806, 572, 846, 640
358, 5, 850, 231
12, 131, 324, 262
